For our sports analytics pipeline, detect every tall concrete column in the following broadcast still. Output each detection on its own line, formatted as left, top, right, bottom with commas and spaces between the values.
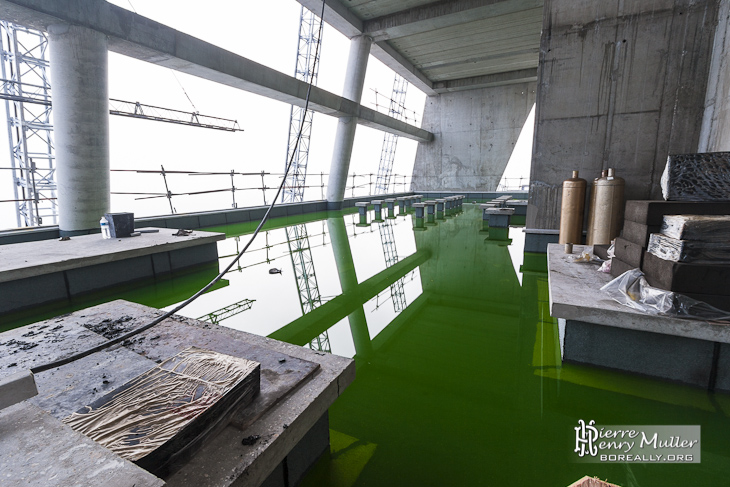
48, 24, 109, 236
326, 35, 372, 210
326, 216, 373, 359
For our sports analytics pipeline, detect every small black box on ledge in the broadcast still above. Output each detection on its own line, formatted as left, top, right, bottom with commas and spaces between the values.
104, 212, 134, 238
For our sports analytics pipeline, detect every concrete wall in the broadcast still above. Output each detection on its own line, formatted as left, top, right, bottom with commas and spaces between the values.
411, 82, 536, 192
528, 0, 720, 230
699, 0, 730, 152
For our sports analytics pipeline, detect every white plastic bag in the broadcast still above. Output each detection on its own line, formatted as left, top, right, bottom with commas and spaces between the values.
600, 269, 730, 321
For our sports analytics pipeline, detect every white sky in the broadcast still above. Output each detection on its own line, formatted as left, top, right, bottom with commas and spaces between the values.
0, 0, 532, 230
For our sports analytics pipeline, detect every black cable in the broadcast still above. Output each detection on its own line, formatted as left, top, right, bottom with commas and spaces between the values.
31, 0, 327, 374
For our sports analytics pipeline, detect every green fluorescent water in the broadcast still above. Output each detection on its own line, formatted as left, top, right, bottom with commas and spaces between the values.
6, 206, 730, 486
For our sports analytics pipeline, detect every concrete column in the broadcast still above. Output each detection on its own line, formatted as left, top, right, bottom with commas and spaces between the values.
326, 35, 373, 209
326, 216, 373, 359
48, 24, 109, 236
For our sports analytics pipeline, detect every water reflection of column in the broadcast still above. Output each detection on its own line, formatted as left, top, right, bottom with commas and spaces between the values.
327, 216, 373, 358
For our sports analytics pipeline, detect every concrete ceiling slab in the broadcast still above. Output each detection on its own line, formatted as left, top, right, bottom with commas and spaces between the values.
299, 0, 543, 94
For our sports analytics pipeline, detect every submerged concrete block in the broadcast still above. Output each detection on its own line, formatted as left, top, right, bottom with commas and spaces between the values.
563, 319, 715, 388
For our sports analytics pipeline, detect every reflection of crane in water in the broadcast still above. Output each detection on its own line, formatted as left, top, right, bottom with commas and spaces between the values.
377, 219, 408, 312
286, 223, 330, 353
197, 299, 255, 325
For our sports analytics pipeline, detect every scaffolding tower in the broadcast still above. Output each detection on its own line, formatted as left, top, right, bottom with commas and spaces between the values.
282, 6, 322, 203
378, 219, 407, 312
1, 21, 56, 227
374, 75, 409, 195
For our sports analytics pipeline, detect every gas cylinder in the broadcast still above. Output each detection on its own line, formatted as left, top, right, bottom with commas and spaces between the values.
587, 168, 625, 245
558, 170, 587, 244
585, 169, 607, 242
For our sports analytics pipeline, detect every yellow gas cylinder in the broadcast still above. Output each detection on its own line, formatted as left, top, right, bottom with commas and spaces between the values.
587, 168, 625, 245
558, 170, 587, 244
585, 169, 607, 241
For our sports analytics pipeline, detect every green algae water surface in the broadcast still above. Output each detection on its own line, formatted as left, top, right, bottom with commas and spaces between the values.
5, 205, 730, 486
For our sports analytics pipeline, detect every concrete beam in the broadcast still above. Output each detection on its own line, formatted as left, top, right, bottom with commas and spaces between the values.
296, 0, 438, 95
363, 0, 543, 42
432, 67, 538, 93
0, 0, 432, 142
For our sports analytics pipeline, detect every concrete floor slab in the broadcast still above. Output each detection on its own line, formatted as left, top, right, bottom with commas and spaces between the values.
0, 402, 164, 487
0, 227, 225, 283
0, 300, 355, 486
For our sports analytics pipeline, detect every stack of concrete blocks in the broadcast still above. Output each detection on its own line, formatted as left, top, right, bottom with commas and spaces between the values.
384, 198, 397, 219
371, 200, 384, 222
611, 200, 730, 311
355, 202, 370, 227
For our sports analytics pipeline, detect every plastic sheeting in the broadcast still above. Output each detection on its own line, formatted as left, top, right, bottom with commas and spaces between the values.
600, 269, 730, 321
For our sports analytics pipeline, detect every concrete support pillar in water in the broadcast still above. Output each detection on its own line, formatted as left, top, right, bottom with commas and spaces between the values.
414, 194, 423, 204
397, 197, 406, 215
425, 200, 436, 224
326, 216, 373, 358
48, 24, 109, 236
436, 199, 445, 220
405, 196, 414, 212
325, 35, 372, 210
355, 202, 369, 227
385, 198, 396, 219
372, 200, 383, 222
413, 203, 426, 230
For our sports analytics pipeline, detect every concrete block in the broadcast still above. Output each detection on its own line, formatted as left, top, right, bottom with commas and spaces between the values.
285, 412, 330, 487
226, 209, 251, 223
168, 242, 219, 272
151, 252, 172, 275
713, 343, 730, 393
613, 237, 644, 268
0, 370, 37, 410
524, 229, 559, 253
269, 206, 286, 218
0, 273, 68, 313
167, 214, 200, 230
258, 462, 286, 487
249, 208, 267, 220
66, 255, 154, 295
563, 319, 715, 388
621, 220, 660, 247
197, 211, 227, 228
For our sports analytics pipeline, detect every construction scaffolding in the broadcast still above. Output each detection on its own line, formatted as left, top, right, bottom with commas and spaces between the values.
0, 21, 55, 227
197, 298, 255, 325
378, 219, 407, 312
286, 222, 330, 353
374, 75, 409, 195
282, 6, 322, 203
109, 99, 242, 132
